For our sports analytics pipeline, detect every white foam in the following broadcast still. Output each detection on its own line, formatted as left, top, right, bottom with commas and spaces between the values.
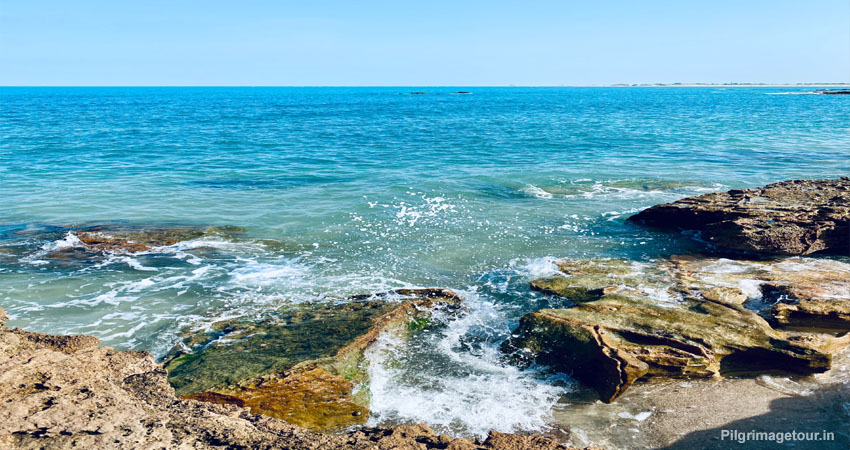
511, 256, 561, 279
638, 286, 683, 305
393, 195, 458, 227
617, 411, 653, 422
521, 184, 554, 199
230, 260, 312, 286
367, 291, 569, 438
39, 231, 83, 251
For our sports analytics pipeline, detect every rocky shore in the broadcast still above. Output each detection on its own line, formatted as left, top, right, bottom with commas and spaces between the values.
2, 177, 848, 449
166, 289, 464, 432
503, 256, 850, 402
628, 178, 850, 255
0, 307, 594, 450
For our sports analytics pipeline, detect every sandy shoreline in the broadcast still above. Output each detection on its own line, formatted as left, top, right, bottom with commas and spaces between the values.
549, 347, 850, 450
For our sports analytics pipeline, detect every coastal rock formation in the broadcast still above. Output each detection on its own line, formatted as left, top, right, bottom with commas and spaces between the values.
0, 307, 594, 450
506, 258, 850, 402
67, 224, 245, 254
628, 178, 850, 255
669, 255, 850, 332
165, 289, 463, 432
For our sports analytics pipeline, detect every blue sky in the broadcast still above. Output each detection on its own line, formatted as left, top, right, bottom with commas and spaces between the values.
1, 1, 848, 86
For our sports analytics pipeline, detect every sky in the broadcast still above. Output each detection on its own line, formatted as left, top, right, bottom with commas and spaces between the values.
0, 1, 848, 86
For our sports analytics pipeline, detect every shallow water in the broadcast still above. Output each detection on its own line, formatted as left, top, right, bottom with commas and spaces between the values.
1, 87, 848, 441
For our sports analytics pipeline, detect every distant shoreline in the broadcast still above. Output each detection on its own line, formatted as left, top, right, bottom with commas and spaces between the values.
605, 83, 850, 87
3, 83, 850, 88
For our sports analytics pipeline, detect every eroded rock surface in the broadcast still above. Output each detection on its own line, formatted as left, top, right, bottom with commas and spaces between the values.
628, 178, 850, 255
670, 255, 850, 332
506, 257, 850, 402
0, 307, 596, 450
165, 289, 463, 432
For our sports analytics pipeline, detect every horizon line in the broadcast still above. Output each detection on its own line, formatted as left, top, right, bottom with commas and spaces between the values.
2, 83, 850, 88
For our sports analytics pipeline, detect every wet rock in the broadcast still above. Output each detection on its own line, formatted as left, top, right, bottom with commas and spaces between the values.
72, 224, 244, 254
504, 292, 831, 403
184, 365, 368, 431
505, 257, 849, 402
529, 259, 672, 303
628, 178, 850, 255
699, 287, 747, 306
670, 255, 850, 332
165, 288, 463, 432
0, 307, 594, 450
771, 291, 850, 332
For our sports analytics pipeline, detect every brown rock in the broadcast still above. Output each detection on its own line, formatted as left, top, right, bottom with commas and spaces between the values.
0, 307, 595, 450
628, 178, 850, 255
505, 257, 850, 402
504, 292, 831, 403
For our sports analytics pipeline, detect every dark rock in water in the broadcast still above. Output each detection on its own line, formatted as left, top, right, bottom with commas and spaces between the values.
455, 91, 472, 94
165, 288, 463, 432
818, 89, 850, 95
46, 223, 245, 256
765, 278, 850, 332
0, 307, 592, 450
504, 258, 850, 403
408, 92, 430, 95
628, 178, 850, 255
772, 297, 850, 332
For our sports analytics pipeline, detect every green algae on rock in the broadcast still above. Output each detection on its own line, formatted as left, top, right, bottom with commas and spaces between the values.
164, 288, 462, 432
0, 307, 596, 450
505, 258, 848, 403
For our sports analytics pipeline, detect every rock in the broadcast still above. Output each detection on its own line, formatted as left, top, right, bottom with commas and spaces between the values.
699, 287, 747, 306
73, 224, 244, 254
165, 288, 463, 432
669, 255, 850, 332
628, 178, 850, 255
504, 292, 831, 403
0, 307, 594, 449
529, 259, 671, 303
771, 293, 850, 332
819, 89, 850, 95
184, 365, 368, 432
505, 257, 849, 402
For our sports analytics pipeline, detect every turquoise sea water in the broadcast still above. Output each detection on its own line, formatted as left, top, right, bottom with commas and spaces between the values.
1, 87, 848, 439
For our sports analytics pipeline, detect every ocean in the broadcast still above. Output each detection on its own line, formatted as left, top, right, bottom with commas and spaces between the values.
1, 86, 848, 440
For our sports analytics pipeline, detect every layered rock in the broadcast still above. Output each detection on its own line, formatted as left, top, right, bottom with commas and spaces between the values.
165, 289, 463, 432
506, 257, 850, 402
669, 255, 850, 332
0, 307, 595, 450
628, 178, 850, 255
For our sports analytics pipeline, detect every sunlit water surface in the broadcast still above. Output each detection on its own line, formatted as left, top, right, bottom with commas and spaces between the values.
1, 87, 848, 441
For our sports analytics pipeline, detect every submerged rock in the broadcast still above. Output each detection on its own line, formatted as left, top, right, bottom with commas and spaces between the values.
71, 224, 244, 254
505, 257, 850, 402
628, 178, 850, 255
165, 288, 463, 432
0, 307, 593, 450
